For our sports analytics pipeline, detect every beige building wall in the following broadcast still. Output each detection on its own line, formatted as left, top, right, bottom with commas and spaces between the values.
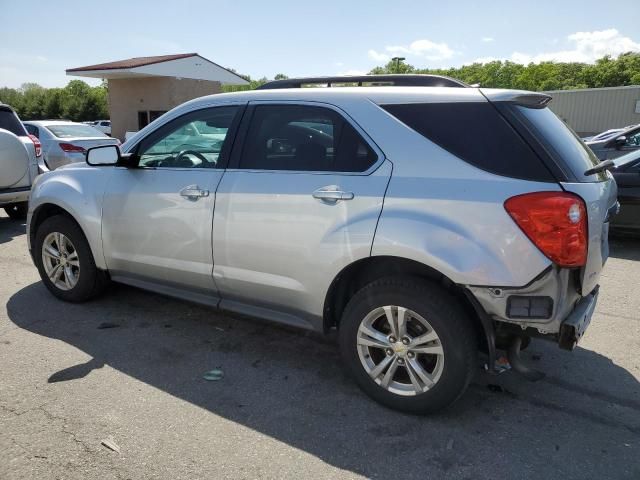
545, 86, 640, 136
107, 77, 222, 140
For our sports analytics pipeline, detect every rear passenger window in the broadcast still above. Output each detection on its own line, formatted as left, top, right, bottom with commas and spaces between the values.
239, 105, 377, 172
382, 102, 554, 182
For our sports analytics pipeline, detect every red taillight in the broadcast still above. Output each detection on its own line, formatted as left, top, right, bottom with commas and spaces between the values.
59, 143, 86, 153
504, 192, 588, 267
28, 134, 42, 157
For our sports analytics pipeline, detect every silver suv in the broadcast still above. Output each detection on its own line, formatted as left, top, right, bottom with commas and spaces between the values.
0, 104, 39, 219
26, 75, 617, 413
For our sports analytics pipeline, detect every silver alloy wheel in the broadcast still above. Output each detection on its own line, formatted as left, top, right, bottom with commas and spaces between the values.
41, 232, 80, 291
357, 306, 445, 396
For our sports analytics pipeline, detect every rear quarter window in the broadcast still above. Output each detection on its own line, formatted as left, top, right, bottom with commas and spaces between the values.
0, 109, 28, 136
512, 106, 605, 182
381, 102, 554, 182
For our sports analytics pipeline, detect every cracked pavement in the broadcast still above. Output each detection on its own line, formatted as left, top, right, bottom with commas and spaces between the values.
1, 211, 639, 479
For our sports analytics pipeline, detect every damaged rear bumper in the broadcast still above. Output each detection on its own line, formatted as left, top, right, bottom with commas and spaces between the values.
466, 266, 600, 351
558, 285, 598, 350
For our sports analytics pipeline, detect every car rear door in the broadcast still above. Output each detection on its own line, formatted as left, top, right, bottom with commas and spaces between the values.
212, 102, 391, 328
101, 104, 243, 296
611, 157, 640, 232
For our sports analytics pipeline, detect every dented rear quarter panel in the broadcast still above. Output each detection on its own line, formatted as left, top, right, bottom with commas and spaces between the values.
362, 101, 559, 287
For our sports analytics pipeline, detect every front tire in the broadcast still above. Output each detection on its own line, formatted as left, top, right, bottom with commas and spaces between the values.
34, 215, 109, 302
4, 202, 28, 220
339, 277, 477, 414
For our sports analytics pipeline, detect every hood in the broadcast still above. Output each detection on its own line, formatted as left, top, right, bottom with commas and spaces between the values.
57, 161, 93, 171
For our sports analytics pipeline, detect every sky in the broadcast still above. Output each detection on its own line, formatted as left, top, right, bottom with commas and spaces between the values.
1, 0, 639, 88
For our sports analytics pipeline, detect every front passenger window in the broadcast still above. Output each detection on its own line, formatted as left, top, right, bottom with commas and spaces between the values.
137, 106, 239, 168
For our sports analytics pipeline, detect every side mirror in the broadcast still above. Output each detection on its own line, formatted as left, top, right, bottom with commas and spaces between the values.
614, 136, 627, 148
86, 144, 120, 166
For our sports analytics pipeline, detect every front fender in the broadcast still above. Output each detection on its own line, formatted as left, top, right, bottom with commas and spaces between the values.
28, 166, 112, 270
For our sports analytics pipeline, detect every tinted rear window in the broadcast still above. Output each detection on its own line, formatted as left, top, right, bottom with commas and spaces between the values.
0, 108, 27, 136
46, 124, 106, 138
382, 102, 554, 182
513, 106, 604, 182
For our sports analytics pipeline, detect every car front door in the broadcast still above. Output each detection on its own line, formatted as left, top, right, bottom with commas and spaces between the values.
101, 104, 243, 297
212, 102, 391, 328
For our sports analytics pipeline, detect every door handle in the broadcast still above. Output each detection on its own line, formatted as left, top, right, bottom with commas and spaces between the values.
312, 186, 354, 203
180, 185, 209, 200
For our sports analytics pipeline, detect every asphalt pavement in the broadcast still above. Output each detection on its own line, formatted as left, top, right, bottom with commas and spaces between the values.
1, 211, 639, 479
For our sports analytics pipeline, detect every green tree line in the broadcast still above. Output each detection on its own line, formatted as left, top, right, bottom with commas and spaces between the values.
221, 72, 288, 92
2, 54, 638, 121
0, 80, 109, 121
370, 52, 640, 91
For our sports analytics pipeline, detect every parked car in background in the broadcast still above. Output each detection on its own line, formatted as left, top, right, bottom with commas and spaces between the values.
582, 128, 625, 142
23, 121, 119, 171
27, 75, 617, 413
0, 104, 39, 219
93, 120, 111, 136
609, 149, 640, 236
586, 124, 640, 160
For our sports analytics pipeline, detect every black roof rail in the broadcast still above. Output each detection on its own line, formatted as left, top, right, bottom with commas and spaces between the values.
256, 74, 469, 90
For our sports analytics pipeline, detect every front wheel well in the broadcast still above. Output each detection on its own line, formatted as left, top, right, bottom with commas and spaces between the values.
30, 203, 80, 249
323, 256, 486, 344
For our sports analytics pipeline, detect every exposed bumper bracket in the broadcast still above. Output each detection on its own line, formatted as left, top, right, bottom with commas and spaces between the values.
558, 286, 599, 350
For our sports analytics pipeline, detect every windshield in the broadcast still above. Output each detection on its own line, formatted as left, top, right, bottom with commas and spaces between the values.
46, 124, 107, 138
516, 106, 605, 182
591, 129, 623, 142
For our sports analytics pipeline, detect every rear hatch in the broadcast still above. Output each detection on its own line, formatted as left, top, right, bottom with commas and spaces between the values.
0, 106, 36, 188
484, 90, 617, 296
19, 137, 39, 183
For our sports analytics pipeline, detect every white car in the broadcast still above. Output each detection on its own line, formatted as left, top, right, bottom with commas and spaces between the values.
23, 121, 119, 171
92, 120, 111, 136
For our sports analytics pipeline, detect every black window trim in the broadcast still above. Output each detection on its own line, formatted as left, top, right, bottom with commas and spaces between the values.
127, 102, 247, 170
227, 100, 385, 176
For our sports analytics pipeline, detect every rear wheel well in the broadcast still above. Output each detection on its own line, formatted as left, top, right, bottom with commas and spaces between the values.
323, 256, 485, 344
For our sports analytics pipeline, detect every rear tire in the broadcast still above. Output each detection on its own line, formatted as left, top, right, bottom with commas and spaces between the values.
4, 202, 28, 220
34, 215, 109, 302
339, 276, 477, 414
